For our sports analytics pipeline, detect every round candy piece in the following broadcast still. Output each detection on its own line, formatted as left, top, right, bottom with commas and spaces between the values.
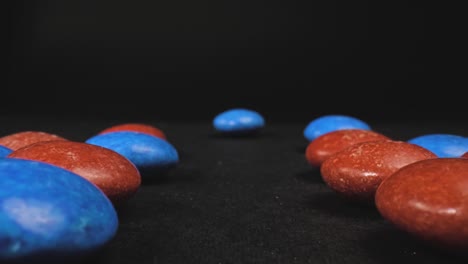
85, 131, 179, 171
0, 146, 12, 157
305, 129, 390, 167
303, 115, 371, 142
320, 140, 437, 201
0, 131, 67, 151
213, 108, 265, 134
98, 123, 166, 140
407, 134, 468, 157
8, 141, 141, 203
0, 158, 118, 262
462, 152, 468, 158
376, 158, 468, 251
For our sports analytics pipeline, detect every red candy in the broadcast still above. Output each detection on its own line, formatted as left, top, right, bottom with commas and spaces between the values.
8, 140, 141, 204
305, 129, 390, 167
376, 158, 468, 251
462, 152, 468, 158
320, 140, 437, 201
98, 123, 166, 140
0, 131, 67, 151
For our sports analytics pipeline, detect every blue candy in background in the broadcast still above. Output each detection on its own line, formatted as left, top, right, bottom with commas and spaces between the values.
303, 115, 371, 142
213, 108, 265, 133
0, 158, 118, 262
0, 146, 12, 157
408, 134, 468, 157
86, 131, 179, 171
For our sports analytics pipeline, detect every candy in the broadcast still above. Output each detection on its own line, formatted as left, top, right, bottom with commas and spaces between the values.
0, 146, 12, 157
303, 115, 371, 142
8, 141, 141, 203
376, 158, 468, 251
0, 131, 67, 151
305, 129, 390, 167
213, 108, 265, 134
320, 140, 437, 201
98, 123, 166, 140
0, 158, 118, 262
85, 131, 179, 172
407, 134, 468, 157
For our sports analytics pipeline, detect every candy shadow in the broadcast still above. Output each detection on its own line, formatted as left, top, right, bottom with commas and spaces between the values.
304, 191, 381, 220
294, 169, 324, 184
208, 130, 276, 140
360, 226, 468, 264
174, 148, 189, 160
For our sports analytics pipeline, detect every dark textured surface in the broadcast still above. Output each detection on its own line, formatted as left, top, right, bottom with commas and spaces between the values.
1, 117, 468, 264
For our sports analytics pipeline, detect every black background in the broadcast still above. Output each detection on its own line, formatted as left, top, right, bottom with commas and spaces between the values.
4, 1, 459, 123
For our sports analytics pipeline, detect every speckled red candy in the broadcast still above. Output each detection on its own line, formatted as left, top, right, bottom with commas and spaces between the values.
305, 129, 390, 167
8, 140, 141, 204
0, 131, 67, 151
376, 158, 468, 251
98, 123, 166, 140
320, 140, 437, 201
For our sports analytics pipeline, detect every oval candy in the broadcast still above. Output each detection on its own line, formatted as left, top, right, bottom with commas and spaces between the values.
376, 158, 468, 251
303, 115, 371, 142
85, 131, 179, 172
0, 158, 118, 262
408, 134, 468, 158
305, 129, 390, 167
8, 141, 141, 203
0, 146, 12, 157
98, 123, 166, 140
0, 131, 67, 151
320, 140, 437, 201
213, 108, 265, 134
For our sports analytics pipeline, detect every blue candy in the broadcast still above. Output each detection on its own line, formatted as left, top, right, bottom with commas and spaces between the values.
0, 146, 12, 157
213, 108, 265, 133
85, 131, 179, 171
303, 115, 371, 141
0, 158, 118, 262
408, 134, 468, 157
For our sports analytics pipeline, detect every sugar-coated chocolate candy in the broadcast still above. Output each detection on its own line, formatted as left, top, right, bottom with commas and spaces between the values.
407, 134, 468, 157
305, 129, 390, 167
0, 131, 67, 151
303, 115, 371, 142
462, 152, 468, 158
8, 141, 141, 203
376, 158, 468, 251
0, 158, 118, 262
0, 146, 12, 157
98, 123, 166, 140
85, 131, 179, 172
320, 140, 437, 201
213, 108, 265, 134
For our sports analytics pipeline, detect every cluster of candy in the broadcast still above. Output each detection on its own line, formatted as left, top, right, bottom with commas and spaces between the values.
212, 108, 468, 253
0, 124, 179, 262
303, 115, 468, 252
1, 109, 467, 262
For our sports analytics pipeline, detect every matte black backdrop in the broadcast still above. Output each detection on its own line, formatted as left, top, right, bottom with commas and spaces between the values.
4, 1, 458, 123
